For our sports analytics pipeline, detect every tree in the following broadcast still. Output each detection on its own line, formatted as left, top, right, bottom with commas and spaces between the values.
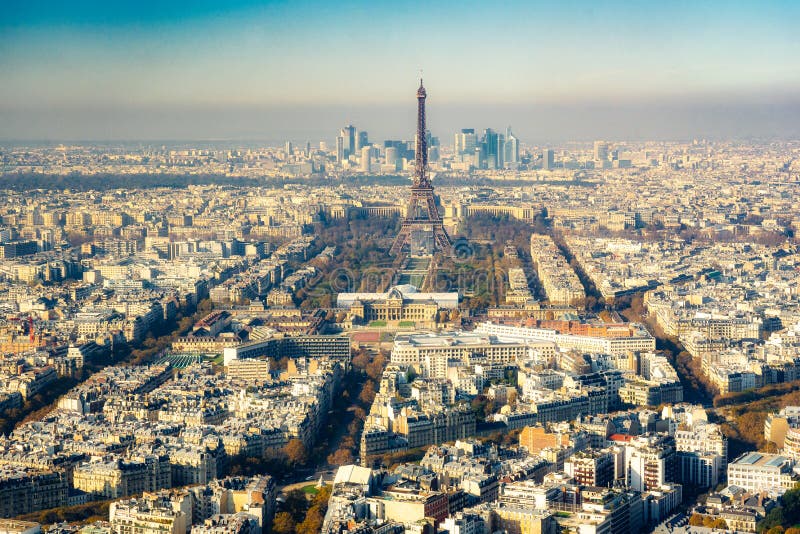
352, 350, 370, 370
347, 419, 361, 436
328, 448, 355, 466
783, 487, 800, 526
296, 485, 331, 534
784, 528, 800, 534
761, 508, 786, 532
507, 389, 518, 409
282, 489, 309, 522
366, 353, 386, 381
284, 439, 309, 466
296, 506, 323, 534
688, 514, 705, 527
272, 512, 296, 534
470, 396, 491, 423
313, 485, 332, 508
711, 518, 727, 529
766, 526, 785, 534
359, 381, 376, 405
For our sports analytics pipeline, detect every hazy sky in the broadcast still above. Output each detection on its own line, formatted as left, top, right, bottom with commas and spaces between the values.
2, 0, 799, 142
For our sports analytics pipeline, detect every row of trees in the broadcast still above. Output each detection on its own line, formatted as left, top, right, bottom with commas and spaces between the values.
325, 350, 386, 466
17, 500, 110, 525
1, 171, 605, 194
617, 293, 715, 406
458, 212, 547, 248
229, 349, 387, 473
435, 241, 502, 311
550, 231, 604, 312
713, 385, 800, 458
0, 172, 263, 191
688, 514, 728, 529
0, 375, 76, 437
295, 214, 401, 310
764, 527, 800, 534
266, 349, 388, 532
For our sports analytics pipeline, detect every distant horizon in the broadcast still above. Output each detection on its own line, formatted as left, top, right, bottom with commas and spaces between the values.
3, 91, 799, 145
2, 133, 799, 148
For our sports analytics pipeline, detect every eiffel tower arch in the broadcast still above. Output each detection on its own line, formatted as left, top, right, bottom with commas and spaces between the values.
391, 79, 453, 257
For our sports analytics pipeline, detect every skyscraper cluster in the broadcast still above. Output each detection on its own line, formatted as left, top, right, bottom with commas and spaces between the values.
336, 124, 370, 163
336, 125, 358, 164
453, 126, 520, 170
334, 124, 440, 173
592, 140, 629, 169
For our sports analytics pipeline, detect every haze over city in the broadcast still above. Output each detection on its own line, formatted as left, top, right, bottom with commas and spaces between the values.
2, 0, 799, 141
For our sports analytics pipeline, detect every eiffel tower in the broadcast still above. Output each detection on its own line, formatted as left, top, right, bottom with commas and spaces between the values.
390, 79, 453, 256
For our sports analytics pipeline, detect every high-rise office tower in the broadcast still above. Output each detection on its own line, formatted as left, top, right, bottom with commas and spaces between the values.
481, 128, 499, 169
335, 136, 345, 163
356, 130, 369, 152
360, 146, 372, 172
454, 129, 477, 156
594, 141, 609, 161
505, 127, 519, 165
385, 140, 410, 162
305, 141, 311, 156
340, 125, 356, 157
285, 141, 292, 157
385, 146, 399, 170
426, 131, 439, 147
426, 131, 440, 162
543, 148, 554, 170
496, 133, 505, 168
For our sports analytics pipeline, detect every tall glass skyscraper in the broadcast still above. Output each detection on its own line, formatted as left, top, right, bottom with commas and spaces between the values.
339, 125, 356, 157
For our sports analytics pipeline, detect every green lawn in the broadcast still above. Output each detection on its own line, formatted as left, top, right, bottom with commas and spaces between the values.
302, 484, 319, 495
369, 320, 387, 327
398, 321, 415, 327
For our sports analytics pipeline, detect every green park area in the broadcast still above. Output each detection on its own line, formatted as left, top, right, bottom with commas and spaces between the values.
302, 485, 319, 496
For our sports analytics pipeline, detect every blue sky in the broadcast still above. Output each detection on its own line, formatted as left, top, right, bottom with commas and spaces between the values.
1, 0, 799, 141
